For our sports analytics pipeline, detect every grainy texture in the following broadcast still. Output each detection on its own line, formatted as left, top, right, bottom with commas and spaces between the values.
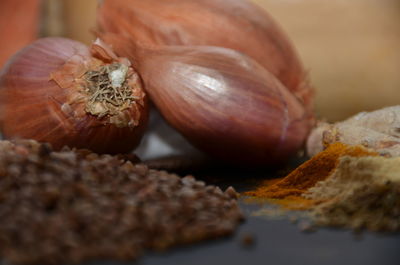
309, 156, 400, 232
313, 182, 400, 232
0, 140, 243, 265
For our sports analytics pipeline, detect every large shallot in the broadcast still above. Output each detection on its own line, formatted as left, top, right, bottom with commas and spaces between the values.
119, 42, 312, 165
97, 0, 313, 108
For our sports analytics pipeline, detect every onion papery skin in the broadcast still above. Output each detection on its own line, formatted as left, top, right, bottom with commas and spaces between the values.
0, 37, 148, 154
97, 0, 313, 109
133, 45, 311, 166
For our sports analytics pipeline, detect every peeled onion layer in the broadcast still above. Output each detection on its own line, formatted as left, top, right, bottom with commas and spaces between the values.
133, 45, 311, 165
0, 38, 148, 154
97, 0, 312, 108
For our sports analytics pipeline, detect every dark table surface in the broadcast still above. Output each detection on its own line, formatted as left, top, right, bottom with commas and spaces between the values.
140, 207, 400, 265
89, 199, 400, 265
88, 162, 400, 265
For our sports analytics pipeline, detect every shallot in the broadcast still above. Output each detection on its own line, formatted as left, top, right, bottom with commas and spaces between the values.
0, 37, 148, 154
97, 0, 313, 108
126, 43, 312, 165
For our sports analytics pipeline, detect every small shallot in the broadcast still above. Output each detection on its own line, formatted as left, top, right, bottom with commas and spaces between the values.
126, 43, 312, 165
0, 37, 148, 154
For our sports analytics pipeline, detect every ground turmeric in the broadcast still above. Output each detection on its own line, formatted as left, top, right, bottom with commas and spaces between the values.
244, 143, 377, 201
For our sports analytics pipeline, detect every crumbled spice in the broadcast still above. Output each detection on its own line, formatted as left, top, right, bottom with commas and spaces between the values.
240, 233, 256, 248
313, 182, 400, 232
309, 156, 400, 232
243, 142, 400, 232
0, 140, 243, 265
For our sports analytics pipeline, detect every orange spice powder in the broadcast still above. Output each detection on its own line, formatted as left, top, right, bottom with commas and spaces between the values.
243, 143, 378, 202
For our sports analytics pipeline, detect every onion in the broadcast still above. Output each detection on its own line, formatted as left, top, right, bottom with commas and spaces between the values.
125, 43, 311, 165
97, 0, 312, 109
0, 37, 148, 154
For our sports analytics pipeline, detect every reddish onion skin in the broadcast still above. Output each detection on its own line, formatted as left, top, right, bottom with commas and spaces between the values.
0, 38, 148, 154
97, 0, 313, 109
130, 45, 311, 165
0, 0, 41, 68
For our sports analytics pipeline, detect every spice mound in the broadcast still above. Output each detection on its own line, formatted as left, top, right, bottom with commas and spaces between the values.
243, 142, 400, 232
310, 156, 400, 232
0, 140, 243, 265
244, 143, 376, 201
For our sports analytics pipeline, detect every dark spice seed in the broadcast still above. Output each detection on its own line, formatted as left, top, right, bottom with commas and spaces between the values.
0, 140, 244, 265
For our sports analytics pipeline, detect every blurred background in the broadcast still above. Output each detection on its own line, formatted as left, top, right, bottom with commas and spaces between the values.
1, 0, 399, 122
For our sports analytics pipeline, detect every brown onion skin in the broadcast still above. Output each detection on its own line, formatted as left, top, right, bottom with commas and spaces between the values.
97, 0, 313, 109
130, 45, 311, 165
0, 38, 148, 154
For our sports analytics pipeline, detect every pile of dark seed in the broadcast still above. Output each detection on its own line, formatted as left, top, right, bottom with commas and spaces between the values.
0, 140, 243, 265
